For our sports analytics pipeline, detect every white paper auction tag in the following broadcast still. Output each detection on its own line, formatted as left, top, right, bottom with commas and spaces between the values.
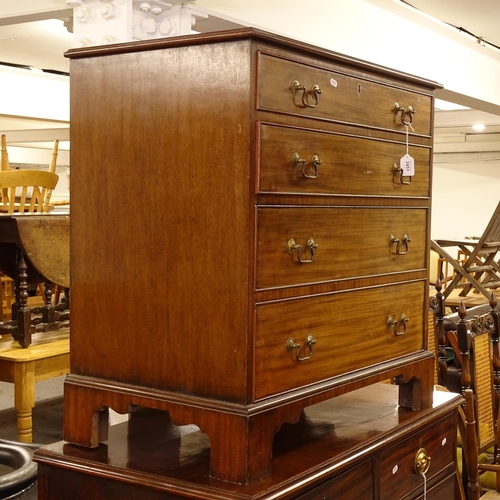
400, 153, 415, 176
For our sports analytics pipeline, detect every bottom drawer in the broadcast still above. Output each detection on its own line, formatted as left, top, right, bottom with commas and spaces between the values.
254, 280, 426, 400
410, 473, 457, 500
295, 459, 374, 499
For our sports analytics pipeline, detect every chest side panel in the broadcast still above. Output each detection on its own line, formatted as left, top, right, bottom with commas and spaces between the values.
69, 41, 254, 401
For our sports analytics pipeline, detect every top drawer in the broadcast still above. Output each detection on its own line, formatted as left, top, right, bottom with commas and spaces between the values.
257, 53, 432, 135
380, 412, 456, 499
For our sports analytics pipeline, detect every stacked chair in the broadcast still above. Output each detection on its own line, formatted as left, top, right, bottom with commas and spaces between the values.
431, 201, 500, 307
0, 134, 59, 213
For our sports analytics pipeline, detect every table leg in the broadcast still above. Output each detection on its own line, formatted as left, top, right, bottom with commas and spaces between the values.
14, 361, 35, 443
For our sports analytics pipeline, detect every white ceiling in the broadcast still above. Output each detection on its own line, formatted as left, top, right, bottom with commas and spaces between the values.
0, 18, 72, 74
1, 1, 498, 79
405, 0, 500, 49
403, 0, 500, 155
0, 0, 500, 156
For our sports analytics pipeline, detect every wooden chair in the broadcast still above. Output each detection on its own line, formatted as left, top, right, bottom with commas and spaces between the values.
1, 135, 58, 173
430, 277, 447, 387
453, 295, 500, 498
429, 277, 488, 393
0, 170, 59, 214
1, 134, 10, 171
431, 201, 500, 303
1, 134, 10, 202
48, 139, 59, 174
430, 276, 463, 389
0, 134, 60, 210
461, 389, 500, 499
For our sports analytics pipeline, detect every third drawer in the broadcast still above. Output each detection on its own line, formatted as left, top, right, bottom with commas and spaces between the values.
256, 206, 428, 290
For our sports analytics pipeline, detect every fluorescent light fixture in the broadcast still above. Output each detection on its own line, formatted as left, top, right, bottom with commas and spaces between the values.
435, 98, 469, 111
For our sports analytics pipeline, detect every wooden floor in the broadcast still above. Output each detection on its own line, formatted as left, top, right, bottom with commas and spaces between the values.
0, 329, 69, 442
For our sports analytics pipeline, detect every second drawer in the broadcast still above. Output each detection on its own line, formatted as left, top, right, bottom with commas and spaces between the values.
257, 122, 431, 197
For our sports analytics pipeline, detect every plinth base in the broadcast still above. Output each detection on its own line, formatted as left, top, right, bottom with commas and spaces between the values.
63, 352, 434, 484
38, 382, 460, 499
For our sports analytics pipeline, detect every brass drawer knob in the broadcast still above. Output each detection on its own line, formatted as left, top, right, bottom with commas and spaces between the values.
291, 153, 322, 179
389, 233, 411, 255
393, 102, 415, 126
392, 162, 412, 185
290, 80, 322, 108
387, 313, 409, 336
414, 447, 431, 476
286, 333, 316, 361
288, 238, 318, 263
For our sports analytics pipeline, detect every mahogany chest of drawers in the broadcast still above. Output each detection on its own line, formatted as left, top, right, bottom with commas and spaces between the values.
64, 28, 441, 484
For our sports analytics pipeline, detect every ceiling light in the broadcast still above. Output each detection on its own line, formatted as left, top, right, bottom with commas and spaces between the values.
472, 123, 485, 131
434, 99, 469, 111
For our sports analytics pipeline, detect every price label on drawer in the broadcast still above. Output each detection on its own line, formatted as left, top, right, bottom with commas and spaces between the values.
400, 154, 415, 176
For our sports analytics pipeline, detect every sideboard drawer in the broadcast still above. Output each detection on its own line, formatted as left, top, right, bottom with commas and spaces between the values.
254, 281, 425, 400
256, 206, 427, 290
257, 123, 431, 197
257, 53, 432, 135
412, 473, 456, 500
295, 463, 455, 500
380, 412, 456, 499
295, 459, 374, 499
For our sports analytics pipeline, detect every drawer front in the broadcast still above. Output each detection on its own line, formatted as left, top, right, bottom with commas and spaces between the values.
412, 474, 456, 500
254, 281, 425, 400
257, 123, 431, 197
380, 413, 456, 499
257, 53, 432, 135
295, 459, 374, 499
256, 207, 427, 290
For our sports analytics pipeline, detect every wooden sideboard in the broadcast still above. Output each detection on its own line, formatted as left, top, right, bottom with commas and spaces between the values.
63, 28, 440, 484
35, 384, 463, 499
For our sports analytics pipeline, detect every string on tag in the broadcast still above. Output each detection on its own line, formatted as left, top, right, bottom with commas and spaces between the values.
422, 472, 427, 500
404, 122, 415, 154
